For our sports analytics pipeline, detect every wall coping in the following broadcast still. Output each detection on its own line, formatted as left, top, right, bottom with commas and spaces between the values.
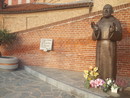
0, 2, 93, 14
14, 2, 130, 34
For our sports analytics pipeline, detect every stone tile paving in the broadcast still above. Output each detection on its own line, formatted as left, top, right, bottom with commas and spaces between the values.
25, 66, 130, 98
25, 66, 108, 96
0, 69, 79, 98
25, 66, 85, 88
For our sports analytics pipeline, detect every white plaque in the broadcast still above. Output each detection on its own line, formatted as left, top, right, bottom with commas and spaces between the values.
40, 39, 53, 51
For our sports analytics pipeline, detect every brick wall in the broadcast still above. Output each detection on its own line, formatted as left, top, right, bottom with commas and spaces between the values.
3, 3, 130, 78
12, 0, 18, 5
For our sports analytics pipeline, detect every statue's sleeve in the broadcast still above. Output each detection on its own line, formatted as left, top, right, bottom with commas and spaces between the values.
109, 20, 122, 41
92, 22, 101, 40
92, 30, 100, 40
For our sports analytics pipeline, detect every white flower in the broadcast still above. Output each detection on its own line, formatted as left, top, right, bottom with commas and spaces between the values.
107, 80, 112, 85
106, 78, 113, 85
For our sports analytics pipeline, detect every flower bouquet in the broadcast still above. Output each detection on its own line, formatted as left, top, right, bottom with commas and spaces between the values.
83, 66, 100, 88
83, 66, 120, 93
102, 78, 120, 93
90, 78, 105, 88
102, 78, 114, 92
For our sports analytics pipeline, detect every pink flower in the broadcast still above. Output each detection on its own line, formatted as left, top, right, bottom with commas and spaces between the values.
90, 80, 97, 88
90, 78, 105, 88
95, 78, 105, 87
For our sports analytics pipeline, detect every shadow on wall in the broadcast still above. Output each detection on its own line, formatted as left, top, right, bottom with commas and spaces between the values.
1, 3, 130, 79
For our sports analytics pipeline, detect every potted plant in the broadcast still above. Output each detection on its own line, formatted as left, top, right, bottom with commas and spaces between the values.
0, 29, 18, 70
111, 84, 120, 93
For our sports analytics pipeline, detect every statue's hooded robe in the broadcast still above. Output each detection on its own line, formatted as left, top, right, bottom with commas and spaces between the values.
92, 15, 122, 80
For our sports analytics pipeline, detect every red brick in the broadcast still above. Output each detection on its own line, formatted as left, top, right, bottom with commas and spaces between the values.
3, 3, 130, 78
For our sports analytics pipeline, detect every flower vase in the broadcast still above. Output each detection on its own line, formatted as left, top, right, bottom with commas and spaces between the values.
111, 88, 118, 93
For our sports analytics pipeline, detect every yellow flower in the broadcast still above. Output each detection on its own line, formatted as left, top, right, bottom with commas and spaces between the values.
94, 72, 99, 77
93, 67, 98, 72
84, 74, 88, 79
90, 71, 94, 76
84, 70, 89, 74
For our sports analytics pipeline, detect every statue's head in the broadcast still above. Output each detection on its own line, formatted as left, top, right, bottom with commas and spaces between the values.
103, 4, 114, 18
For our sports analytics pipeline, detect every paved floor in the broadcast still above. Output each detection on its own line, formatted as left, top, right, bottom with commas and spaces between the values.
0, 69, 77, 98
24, 66, 130, 98
0, 66, 130, 98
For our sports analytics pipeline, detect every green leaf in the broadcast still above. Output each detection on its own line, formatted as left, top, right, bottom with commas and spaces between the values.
0, 29, 16, 46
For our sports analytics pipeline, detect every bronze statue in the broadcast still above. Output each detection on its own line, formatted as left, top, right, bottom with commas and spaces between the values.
91, 4, 122, 80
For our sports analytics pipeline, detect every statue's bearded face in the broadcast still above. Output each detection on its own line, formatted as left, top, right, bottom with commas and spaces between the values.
103, 5, 113, 18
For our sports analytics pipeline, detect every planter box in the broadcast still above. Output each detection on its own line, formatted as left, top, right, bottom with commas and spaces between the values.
111, 88, 119, 93
0, 56, 18, 70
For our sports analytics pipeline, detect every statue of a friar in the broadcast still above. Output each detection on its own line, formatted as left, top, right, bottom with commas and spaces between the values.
91, 4, 122, 80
